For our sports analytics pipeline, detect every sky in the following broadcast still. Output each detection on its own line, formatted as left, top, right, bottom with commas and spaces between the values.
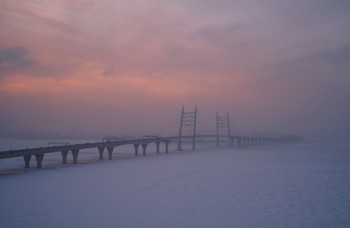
0, 0, 349, 138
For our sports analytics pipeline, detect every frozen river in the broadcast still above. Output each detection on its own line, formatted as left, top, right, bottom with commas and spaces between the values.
1, 141, 349, 227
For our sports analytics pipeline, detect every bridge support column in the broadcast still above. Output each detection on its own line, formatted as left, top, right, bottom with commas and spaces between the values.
134, 144, 139, 156
165, 140, 170, 154
156, 141, 160, 154
98, 147, 105, 160
229, 137, 233, 147
177, 105, 197, 151
23, 155, 32, 168
62, 150, 69, 163
35, 153, 44, 169
142, 144, 147, 156
192, 106, 197, 151
107, 147, 114, 160
216, 111, 231, 148
72, 149, 79, 164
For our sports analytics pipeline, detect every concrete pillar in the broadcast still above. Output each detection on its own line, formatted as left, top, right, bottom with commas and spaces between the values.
35, 153, 44, 169
156, 141, 160, 154
165, 140, 170, 154
62, 150, 69, 163
98, 147, 105, 160
107, 147, 114, 160
23, 155, 32, 168
72, 149, 79, 164
134, 144, 139, 156
142, 144, 147, 156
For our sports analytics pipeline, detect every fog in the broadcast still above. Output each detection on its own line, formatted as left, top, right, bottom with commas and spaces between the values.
0, 0, 349, 139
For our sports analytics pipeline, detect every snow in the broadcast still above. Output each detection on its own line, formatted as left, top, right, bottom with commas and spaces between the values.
1, 142, 350, 227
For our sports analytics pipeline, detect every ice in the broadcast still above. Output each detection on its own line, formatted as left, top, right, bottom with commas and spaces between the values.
1, 142, 350, 227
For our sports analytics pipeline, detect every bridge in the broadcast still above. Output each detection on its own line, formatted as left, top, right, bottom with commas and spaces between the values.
0, 106, 302, 169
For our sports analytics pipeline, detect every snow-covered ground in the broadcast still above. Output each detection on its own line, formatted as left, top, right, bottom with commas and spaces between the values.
1, 141, 350, 227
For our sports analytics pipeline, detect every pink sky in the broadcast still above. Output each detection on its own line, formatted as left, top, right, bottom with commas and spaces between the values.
1, 0, 349, 138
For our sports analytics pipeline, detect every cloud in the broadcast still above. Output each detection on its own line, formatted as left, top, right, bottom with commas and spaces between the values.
0, 46, 79, 79
0, 47, 36, 77
309, 44, 350, 67
0, 0, 350, 137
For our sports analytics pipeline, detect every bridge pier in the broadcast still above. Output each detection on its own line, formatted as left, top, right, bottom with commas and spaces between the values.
156, 141, 160, 154
23, 155, 32, 168
35, 153, 44, 169
62, 150, 69, 163
134, 144, 139, 156
72, 149, 79, 164
165, 140, 170, 154
142, 144, 147, 156
107, 147, 114, 160
98, 147, 105, 160
237, 138, 241, 147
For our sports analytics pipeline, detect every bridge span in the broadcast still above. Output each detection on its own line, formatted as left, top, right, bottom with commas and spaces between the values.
0, 137, 171, 168
0, 134, 302, 169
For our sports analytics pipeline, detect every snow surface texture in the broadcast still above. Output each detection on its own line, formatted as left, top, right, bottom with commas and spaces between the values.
1, 142, 350, 228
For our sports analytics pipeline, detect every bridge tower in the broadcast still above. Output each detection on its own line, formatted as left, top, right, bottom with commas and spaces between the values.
177, 105, 198, 151
216, 112, 231, 147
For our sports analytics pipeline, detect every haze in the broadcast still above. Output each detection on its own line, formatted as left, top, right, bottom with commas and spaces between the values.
0, 0, 349, 138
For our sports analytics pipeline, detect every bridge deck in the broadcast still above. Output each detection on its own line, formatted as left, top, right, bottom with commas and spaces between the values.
0, 134, 302, 160
0, 137, 171, 159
